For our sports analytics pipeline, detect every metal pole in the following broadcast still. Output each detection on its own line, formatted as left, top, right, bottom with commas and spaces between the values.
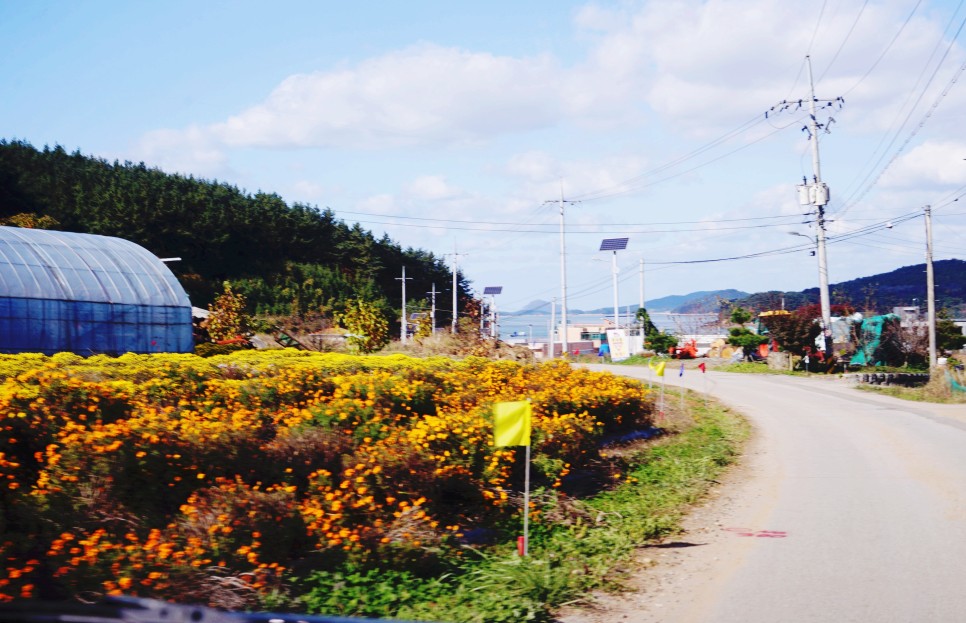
550, 296, 557, 358
925, 204, 937, 368
559, 184, 569, 357
451, 247, 459, 334
428, 283, 437, 336
612, 251, 619, 329
523, 443, 531, 556
490, 295, 497, 338
639, 258, 645, 318
806, 55, 834, 357
396, 267, 411, 344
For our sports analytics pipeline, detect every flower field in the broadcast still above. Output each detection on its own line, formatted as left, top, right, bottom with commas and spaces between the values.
0, 350, 653, 607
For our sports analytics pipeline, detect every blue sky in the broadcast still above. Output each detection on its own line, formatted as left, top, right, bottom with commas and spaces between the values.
4, 0, 966, 313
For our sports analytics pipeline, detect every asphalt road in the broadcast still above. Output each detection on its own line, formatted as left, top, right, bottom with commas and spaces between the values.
571, 365, 966, 623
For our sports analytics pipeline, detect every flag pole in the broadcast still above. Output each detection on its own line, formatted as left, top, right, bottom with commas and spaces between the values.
659, 377, 665, 419
679, 363, 685, 412
523, 444, 531, 556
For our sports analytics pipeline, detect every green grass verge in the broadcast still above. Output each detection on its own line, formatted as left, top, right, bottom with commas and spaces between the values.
856, 379, 966, 404
290, 399, 749, 623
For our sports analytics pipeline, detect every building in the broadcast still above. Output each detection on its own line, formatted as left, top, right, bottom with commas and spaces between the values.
0, 226, 193, 355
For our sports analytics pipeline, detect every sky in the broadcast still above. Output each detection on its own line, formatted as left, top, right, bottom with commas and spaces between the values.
3, 0, 966, 313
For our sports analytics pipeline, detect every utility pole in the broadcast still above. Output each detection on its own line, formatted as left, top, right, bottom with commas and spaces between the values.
925, 204, 937, 368
396, 267, 412, 344
546, 185, 577, 357
639, 258, 645, 322
559, 185, 570, 357
428, 283, 438, 336
773, 55, 844, 357
446, 246, 465, 333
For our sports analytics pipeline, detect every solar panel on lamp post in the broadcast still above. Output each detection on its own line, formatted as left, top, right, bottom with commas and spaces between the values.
599, 238, 629, 331
483, 287, 502, 338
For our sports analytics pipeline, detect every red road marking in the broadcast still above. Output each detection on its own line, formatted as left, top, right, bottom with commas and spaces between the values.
724, 527, 788, 538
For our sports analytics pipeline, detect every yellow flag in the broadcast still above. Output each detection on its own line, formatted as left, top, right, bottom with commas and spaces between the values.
493, 400, 532, 447
654, 361, 666, 377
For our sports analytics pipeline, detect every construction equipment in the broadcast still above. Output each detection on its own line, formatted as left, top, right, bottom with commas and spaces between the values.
272, 326, 309, 350
670, 338, 698, 359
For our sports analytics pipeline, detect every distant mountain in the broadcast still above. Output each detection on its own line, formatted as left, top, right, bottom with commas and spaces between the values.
507, 290, 748, 315
511, 299, 553, 314
507, 261, 966, 319
732, 259, 966, 315
650, 289, 749, 313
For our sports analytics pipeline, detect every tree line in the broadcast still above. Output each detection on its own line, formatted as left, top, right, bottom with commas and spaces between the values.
0, 140, 470, 330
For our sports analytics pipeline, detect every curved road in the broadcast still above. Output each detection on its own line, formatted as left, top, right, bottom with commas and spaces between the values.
569, 365, 966, 623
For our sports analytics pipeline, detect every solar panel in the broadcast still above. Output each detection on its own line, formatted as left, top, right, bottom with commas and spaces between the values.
483, 286, 503, 295
599, 237, 629, 251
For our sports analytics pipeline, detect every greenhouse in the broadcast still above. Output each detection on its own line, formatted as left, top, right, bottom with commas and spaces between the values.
0, 226, 193, 355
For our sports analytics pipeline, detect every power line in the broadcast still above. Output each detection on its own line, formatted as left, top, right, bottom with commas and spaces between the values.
336, 208, 803, 227
833, 7, 966, 217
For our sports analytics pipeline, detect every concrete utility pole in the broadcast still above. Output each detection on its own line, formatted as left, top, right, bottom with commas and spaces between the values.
925, 205, 937, 368
558, 184, 570, 357
775, 55, 843, 357
806, 56, 834, 356
428, 283, 438, 336
396, 267, 412, 344
447, 246, 465, 333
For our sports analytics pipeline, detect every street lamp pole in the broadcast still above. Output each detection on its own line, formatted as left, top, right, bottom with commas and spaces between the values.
600, 238, 629, 330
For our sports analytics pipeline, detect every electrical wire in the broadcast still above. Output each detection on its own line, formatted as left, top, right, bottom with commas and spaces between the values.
833, 5, 966, 218
839, 0, 923, 98
818, 0, 870, 83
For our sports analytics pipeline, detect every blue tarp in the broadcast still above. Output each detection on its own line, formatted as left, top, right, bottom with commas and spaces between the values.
0, 227, 193, 355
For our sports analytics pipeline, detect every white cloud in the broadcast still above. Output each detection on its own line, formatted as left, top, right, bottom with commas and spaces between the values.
207, 43, 563, 150
880, 140, 966, 188
572, 0, 965, 140
138, 0, 966, 170
135, 125, 230, 179
406, 175, 462, 201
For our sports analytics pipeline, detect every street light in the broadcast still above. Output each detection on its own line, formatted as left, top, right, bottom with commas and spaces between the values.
600, 238, 629, 329
788, 231, 816, 256
483, 286, 502, 338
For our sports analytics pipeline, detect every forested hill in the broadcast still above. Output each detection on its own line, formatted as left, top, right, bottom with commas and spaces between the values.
732, 259, 966, 315
0, 140, 468, 319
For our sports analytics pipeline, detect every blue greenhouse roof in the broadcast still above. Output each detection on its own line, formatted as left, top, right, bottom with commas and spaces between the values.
0, 226, 190, 307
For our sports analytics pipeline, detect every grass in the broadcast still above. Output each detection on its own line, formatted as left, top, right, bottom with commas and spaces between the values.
856, 372, 966, 404
719, 358, 966, 404
292, 394, 750, 623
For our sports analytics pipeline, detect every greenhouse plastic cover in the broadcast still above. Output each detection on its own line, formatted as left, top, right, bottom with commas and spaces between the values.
0, 226, 193, 354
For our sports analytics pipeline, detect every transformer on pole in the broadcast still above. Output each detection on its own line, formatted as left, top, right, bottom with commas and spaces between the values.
771, 55, 844, 357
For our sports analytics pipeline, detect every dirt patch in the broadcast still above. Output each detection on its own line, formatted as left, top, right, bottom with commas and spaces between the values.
555, 420, 766, 623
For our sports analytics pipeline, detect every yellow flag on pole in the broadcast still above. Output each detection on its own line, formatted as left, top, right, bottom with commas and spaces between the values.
493, 400, 532, 447
654, 361, 666, 377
